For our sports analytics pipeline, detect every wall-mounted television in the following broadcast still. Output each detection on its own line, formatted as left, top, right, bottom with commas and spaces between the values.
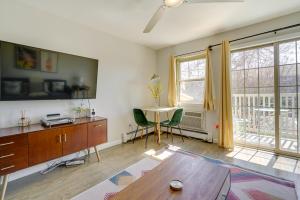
0, 41, 98, 101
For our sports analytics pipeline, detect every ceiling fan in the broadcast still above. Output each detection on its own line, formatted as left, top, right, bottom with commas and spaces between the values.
143, 0, 244, 33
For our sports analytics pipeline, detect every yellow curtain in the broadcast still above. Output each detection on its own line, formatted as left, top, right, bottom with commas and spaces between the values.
203, 48, 214, 111
219, 40, 233, 149
168, 56, 177, 107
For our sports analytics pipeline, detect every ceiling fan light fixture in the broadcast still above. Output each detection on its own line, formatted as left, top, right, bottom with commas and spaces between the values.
164, 0, 184, 7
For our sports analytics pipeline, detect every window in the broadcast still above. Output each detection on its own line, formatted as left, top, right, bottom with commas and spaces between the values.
231, 38, 300, 155
177, 55, 206, 105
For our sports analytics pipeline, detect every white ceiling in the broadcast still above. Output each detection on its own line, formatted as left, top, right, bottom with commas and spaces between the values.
19, 0, 300, 49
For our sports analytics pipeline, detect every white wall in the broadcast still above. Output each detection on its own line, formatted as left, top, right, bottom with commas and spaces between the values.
157, 12, 300, 142
0, 0, 156, 180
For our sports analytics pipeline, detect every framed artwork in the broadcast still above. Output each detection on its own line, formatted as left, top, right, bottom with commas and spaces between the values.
16, 46, 39, 70
41, 51, 58, 73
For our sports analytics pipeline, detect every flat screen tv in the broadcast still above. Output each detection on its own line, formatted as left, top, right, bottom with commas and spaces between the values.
0, 41, 98, 101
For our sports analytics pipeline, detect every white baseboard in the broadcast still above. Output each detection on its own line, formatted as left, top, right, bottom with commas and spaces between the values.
123, 127, 155, 143
97, 139, 122, 150
8, 140, 122, 182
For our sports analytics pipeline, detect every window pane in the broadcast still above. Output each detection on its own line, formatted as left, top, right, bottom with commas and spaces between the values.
245, 69, 258, 88
298, 88, 300, 109
259, 109, 275, 148
231, 70, 244, 89
259, 67, 273, 87
231, 52, 244, 70
298, 109, 300, 153
259, 87, 274, 108
233, 115, 245, 144
298, 65, 300, 86
279, 41, 296, 65
297, 40, 300, 63
259, 46, 274, 67
245, 49, 258, 69
279, 65, 296, 86
245, 88, 258, 107
246, 110, 259, 145
179, 81, 204, 104
280, 109, 298, 152
179, 59, 205, 80
234, 106, 248, 144
180, 62, 189, 80
198, 59, 206, 75
232, 89, 244, 120
280, 87, 297, 108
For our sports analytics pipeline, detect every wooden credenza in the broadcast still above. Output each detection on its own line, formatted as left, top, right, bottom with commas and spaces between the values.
0, 117, 107, 200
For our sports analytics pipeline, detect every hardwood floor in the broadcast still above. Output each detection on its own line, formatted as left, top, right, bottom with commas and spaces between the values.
5, 134, 300, 200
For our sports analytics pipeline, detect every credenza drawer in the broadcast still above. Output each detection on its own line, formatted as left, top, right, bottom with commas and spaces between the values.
0, 146, 28, 164
0, 134, 28, 151
88, 120, 107, 147
0, 155, 28, 176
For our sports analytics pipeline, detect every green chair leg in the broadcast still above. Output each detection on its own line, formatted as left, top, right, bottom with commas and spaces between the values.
132, 126, 139, 144
145, 127, 149, 148
166, 127, 169, 138
170, 127, 173, 143
178, 125, 184, 142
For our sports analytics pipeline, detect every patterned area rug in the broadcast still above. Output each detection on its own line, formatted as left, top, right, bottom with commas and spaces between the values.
72, 148, 298, 200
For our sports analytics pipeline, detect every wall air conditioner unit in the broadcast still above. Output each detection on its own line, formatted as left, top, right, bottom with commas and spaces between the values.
181, 111, 206, 132
160, 110, 208, 141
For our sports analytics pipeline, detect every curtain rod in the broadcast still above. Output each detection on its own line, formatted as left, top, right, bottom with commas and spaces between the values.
175, 23, 300, 58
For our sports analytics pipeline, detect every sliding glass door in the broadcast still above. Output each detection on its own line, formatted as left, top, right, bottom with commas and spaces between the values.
232, 45, 275, 149
231, 38, 300, 155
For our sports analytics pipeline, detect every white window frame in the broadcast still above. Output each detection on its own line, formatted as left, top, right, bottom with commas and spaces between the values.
176, 53, 206, 107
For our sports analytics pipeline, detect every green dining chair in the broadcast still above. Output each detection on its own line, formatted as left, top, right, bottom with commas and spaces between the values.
132, 108, 155, 148
160, 108, 185, 143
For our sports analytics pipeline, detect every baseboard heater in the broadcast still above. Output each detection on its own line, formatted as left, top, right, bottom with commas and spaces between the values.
160, 125, 208, 135
123, 127, 208, 143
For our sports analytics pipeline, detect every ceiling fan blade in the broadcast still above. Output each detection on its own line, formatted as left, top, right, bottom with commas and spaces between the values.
143, 5, 166, 33
186, 0, 244, 3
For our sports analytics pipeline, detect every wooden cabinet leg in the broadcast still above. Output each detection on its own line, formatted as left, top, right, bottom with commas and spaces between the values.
0, 175, 8, 200
87, 148, 90, 156
94, 146, 100, 162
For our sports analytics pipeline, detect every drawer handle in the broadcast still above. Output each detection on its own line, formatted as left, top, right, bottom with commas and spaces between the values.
1, 165, 15, 171
0, 141, 14, 147
64, 134, 67, 143
0, 153, 15, 159
94, 124, 103, 128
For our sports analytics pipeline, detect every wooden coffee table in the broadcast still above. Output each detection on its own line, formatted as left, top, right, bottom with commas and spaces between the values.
113, 151, 231, 200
